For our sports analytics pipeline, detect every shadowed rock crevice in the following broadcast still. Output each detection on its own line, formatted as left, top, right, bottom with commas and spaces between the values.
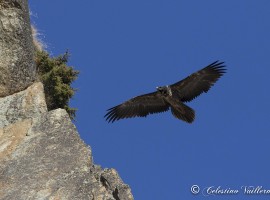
101, 175, 111, 190
0, 0, 22, 9
113, 188, 121, 200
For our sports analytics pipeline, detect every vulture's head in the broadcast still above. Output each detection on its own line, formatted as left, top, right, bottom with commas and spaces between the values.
156, 86, 165, 92
156, 86, 171, 96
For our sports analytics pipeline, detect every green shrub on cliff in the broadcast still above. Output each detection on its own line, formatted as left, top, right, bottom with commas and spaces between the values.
35, 50, 79, 120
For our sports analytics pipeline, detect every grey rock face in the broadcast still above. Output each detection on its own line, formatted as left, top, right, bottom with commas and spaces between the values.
0, 82, 47, 128
91, 166, 134, 200
0, 83, 134, 200
0, 0, 36, 97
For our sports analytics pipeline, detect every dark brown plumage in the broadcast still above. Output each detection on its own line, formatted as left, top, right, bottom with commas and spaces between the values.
105, 60, 226, 123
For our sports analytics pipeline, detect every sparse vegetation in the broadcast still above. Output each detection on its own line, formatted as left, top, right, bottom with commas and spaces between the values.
32, 26, 79, 120
35, 50, 79, 120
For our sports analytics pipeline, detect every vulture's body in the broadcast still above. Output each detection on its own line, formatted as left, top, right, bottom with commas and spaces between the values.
105, 61, 226, 123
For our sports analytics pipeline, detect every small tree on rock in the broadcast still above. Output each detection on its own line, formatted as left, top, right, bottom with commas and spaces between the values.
35, 50, 79, 120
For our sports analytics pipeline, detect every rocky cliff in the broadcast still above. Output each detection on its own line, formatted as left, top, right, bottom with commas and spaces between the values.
0, 83, 134, 200
0, 0, 133, 199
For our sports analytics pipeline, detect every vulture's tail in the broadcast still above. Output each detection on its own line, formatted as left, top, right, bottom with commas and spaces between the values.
171, 102, 195, 123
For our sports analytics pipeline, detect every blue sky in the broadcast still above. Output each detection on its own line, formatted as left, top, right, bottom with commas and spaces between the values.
29, 1, 270, 199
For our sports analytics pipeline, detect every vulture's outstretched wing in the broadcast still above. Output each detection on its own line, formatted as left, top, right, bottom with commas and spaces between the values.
105, 92, 169, 123
171, 61, 226, 102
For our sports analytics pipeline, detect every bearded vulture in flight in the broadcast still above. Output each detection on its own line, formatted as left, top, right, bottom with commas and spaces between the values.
105, 61, 226, 123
